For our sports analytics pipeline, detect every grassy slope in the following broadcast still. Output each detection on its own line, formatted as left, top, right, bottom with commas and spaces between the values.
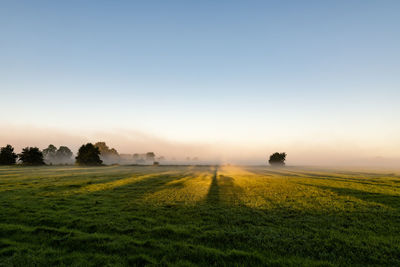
0, 165, 399, 266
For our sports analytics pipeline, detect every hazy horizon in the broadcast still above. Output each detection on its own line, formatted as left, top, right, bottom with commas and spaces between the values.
1, 123, 399, 167
1, 1, 399, 166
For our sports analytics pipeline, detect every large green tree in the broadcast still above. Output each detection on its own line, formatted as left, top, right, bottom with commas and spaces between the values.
18, 147, 45, 165
75, 143, 102, 166
0, 145, 18, 165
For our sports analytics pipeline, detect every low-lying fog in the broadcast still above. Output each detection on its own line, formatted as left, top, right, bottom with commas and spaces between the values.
1, 124, 399, 167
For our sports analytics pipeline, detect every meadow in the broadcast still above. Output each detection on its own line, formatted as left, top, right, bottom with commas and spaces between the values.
0, 165, 399, 266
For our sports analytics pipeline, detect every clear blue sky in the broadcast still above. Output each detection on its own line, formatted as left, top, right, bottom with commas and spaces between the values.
1, 1, 399, 164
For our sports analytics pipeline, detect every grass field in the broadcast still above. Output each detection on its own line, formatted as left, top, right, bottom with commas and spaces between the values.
0, 165, 399, 266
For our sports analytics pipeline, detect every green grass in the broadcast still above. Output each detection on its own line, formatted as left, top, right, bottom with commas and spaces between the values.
0, 165, 399, 266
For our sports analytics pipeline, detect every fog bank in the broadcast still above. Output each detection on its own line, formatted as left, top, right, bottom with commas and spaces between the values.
1, 124, 399, 167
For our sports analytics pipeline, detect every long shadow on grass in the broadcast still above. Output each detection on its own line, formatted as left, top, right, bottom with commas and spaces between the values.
205, 168, 219, 204
249, 168, 302, 177
303, 176, 400, 189
245, 167, 398, 180
299, 183, 400, 210
205, 167, 244, 206
255, 168, 400, 189
291, 170, 400, 180
3, 167, 400, 266
92, 171, 197, 202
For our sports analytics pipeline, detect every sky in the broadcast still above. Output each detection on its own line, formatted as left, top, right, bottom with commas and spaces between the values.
1, 1, 399, 165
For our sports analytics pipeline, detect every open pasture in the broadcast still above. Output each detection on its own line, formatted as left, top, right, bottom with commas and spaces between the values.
0, 165, 399, 266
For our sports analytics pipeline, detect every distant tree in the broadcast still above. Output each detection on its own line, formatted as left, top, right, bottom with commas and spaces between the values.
43, 145, 73, 165
55, 146, 73, 164
94, 142, 119, 164
76, 143, 102, 166
19, 147, 45, 165
0, 145, 18, 165
94, 142, 118, 156
268, 152, 286, 166
94, 142, 109, 154
146, 152, 155, 162
43, 144, 57, 163
133, 153, 140, 160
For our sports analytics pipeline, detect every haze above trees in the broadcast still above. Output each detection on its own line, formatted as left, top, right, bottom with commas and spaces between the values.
0, 142, 168, 166
94, 142, 119, 165
1, 144, 288, 167
43, 145, 73, 165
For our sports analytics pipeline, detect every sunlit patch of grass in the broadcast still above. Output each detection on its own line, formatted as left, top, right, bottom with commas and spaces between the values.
143, 170, 213, 205
0, 165, 399, 266
217, 165, 400, 212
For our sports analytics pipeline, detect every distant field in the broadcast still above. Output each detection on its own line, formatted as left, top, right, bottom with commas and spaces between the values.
0, 165, 399, 266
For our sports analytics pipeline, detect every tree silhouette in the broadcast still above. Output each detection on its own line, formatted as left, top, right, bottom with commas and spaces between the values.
76, 143, 102, 166
18, 147, 45, 165
94, 142, 119, 164
43, 144, 57, 163
56, 146, 73, 164
43, 145, 73, 164
146, 152, 155, 162
268, 152, 286, 166
0, 145, 18, 165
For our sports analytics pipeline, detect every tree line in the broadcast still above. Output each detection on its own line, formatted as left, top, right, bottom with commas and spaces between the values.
0, 143, 287, 166
0, 142, 159, 166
